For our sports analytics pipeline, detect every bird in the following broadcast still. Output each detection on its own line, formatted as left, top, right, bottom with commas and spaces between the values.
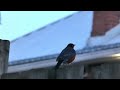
54, 43, 76, 70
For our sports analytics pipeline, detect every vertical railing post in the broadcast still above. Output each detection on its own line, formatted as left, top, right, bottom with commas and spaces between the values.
0, 39, 10, 78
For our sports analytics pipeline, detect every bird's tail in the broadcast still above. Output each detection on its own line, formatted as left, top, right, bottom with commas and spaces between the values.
54, 60, 63, 70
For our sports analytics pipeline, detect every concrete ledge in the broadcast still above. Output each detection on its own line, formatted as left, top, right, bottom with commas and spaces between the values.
2, 62, 84, 79
3, 58, 120, 79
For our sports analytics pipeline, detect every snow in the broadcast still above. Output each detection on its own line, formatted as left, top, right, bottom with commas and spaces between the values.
106, 35, 120, 44
9, 11, 94, 61
87, 23, 120, 46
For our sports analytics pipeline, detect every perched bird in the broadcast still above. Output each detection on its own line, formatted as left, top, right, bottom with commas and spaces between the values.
54, 43, 76, 70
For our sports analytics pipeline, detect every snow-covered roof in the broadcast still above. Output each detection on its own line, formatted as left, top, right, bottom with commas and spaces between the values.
9, 11, 94, 61
88, 23, 120, 46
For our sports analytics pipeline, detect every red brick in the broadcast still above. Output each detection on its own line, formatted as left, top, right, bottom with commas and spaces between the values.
91, 11, 120, 36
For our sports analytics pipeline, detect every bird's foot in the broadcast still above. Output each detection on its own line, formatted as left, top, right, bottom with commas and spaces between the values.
83, 72, 90, 79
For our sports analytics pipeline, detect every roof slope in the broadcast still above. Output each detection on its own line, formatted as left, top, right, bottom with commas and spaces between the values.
9, 11, 94, 61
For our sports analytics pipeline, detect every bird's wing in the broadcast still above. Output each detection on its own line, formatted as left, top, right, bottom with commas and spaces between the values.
56, 47, 71, 61
62, 50, 76, 63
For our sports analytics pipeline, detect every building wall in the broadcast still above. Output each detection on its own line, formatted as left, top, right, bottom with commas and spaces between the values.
91, 11, 120, 36
87, 11, 120, 46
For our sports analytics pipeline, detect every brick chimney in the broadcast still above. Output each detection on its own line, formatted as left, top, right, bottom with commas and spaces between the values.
91, 11, 120, 36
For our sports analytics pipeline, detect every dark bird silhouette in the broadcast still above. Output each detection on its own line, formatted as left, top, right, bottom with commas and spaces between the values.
54, 43, 76, 70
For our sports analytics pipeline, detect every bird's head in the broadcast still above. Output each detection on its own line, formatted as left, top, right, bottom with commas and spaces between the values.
67, 43, 75, 48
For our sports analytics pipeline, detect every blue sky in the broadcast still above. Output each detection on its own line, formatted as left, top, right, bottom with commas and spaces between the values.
0, 11, 78, 41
